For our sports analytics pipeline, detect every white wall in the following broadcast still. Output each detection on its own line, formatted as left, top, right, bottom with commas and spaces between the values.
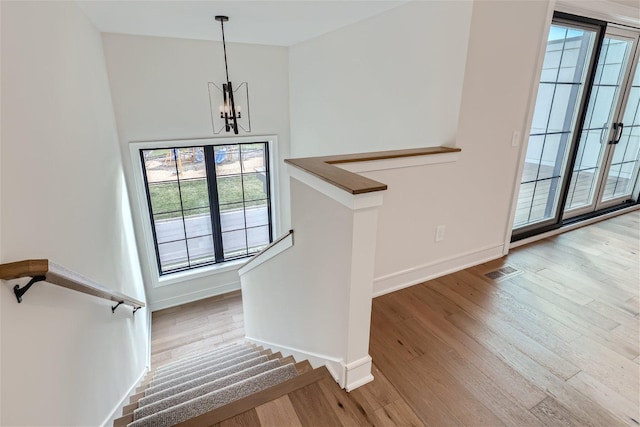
102, 34, 290, 310
241, 175, 381, 390
243, 179, 352, 361
289, 0, 473, 157
1, 1, 148, 425
290, 0, 553, 295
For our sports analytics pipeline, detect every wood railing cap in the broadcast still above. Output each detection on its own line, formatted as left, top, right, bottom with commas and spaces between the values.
0, 259, 145, 308
285, 146, 460, 195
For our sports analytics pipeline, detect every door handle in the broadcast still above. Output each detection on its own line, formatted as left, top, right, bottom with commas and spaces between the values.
610, 122, 624, 144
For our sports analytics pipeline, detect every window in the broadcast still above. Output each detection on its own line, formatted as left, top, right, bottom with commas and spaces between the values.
140, 142, 273, 275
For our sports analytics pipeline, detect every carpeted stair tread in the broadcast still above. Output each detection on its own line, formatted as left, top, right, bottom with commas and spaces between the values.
127, 356, 270, 415
134, 359, 283, 419
155, 344, 245, 375
153, 346, 255, 380
141, 355, 269, 404
155, 344, 240, 373
128, 364, 299, 427
150, 349, 259, 385
145, 352, 265, 395
153, 347, 255, 381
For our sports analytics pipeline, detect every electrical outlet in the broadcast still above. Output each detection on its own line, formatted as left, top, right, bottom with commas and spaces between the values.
435, 225, 446, 242
511, 131, 520, 147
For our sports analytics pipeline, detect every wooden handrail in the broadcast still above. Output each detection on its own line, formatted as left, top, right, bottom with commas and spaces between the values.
241, 230, 294, 271
0, 259, 145, 311
285, 146, 461, 194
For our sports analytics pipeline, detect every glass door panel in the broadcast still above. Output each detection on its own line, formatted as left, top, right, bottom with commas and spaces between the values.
600, 61, 640, 204
564, 31, 635, 217
514, 22, 597, 230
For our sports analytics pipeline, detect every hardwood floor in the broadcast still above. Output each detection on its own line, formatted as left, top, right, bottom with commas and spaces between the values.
151, 290, 245, 368
151, 211, 640, 426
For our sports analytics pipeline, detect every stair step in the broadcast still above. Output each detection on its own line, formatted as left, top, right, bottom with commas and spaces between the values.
295, 360, 313, 374
279, 355, 295, 366
113, 343, 326, 427
174, 366, 331, 427
128, 364, 299, 427
134, 360, 284, 420
114, 413, 133, 427
153, 345, 252, 378
136, 347, 265, 394
155, 343, 241, 373
266, 351, 281, 361
144, 353, 268, 396
141, 356, 272, 403
129, 390, 145, 405
152, 348, 258, 382
122, 401, 137, 417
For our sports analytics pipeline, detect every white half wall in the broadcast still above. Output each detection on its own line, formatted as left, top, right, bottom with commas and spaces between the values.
289, 0, 473, 158
1, 1, 148, 426
101, 34, 290, 310
241, 176, 382, 390
290, 0, 553, 295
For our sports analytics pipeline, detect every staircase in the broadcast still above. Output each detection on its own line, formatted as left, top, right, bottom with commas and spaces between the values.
114, 343, 325, 427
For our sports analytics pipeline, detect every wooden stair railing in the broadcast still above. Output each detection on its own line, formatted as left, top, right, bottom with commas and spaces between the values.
0, 259, 145, 313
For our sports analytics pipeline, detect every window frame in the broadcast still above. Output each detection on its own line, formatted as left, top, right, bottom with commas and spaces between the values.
129, 135, 280, 287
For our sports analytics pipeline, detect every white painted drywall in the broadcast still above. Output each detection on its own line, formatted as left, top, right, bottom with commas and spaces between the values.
242, 169, 383, 390
101, 34, 290, 310
241, 178, 353, 376
1, 1, 148, 425
289, 0, 473, 158
290, 0, 553, 294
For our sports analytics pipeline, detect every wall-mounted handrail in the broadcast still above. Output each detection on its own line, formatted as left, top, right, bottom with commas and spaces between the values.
0, 259, 145, 313
240, 230, 294, 272
285, 146, 461, 194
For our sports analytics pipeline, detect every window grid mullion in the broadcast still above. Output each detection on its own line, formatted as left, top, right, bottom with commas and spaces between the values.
204, 146, 225, 263
239, 145, 249, 256
172, 148, 193, 269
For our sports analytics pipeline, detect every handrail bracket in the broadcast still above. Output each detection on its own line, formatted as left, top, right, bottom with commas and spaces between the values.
111, 300, 124, 313
14, 275, 46, 303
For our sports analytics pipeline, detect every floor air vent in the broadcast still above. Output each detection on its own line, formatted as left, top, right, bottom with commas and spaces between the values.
484, 265, 522, 281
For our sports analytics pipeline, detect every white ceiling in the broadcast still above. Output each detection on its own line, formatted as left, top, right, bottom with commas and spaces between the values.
77, 1, 410, 47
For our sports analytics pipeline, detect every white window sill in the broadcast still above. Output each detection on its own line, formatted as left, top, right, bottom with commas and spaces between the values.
155, 258, 249, 288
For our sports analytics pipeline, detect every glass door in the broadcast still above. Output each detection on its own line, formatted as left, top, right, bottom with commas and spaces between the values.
564, 26, 640, 218
597, 49, 640, 208
513, 14, 640, 241
513, 17, 601, 232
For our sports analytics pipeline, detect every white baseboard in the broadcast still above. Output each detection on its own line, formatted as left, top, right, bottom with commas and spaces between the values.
245, 336, 373, 391
149, 281, 241, 311
101, 367, 147, 427
343, 355, 374, 391
372, 244, 505, 297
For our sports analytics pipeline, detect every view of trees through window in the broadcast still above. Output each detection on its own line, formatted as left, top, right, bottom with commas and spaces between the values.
141, 143, 272, 274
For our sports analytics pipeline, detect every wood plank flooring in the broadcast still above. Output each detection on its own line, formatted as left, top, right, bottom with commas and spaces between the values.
151, 290, 245, 368
151, 211, 640, 426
